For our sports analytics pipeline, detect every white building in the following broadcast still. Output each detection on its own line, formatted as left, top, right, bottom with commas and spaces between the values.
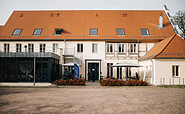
0, 6, 183, 85
139, 34, 185, 85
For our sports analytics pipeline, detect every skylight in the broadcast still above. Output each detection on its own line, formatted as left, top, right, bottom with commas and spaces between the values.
140, 29, 150, 36
33, 29, 42, 36
54, 28, 63, 35
117, 29, 125, 36
12, 29, 22, 36
90, 28, 98, 35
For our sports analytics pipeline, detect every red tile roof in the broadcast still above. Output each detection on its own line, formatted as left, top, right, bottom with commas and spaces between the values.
140, 34, 185, 61
0, 10, 175, 41
0, 26, 4, 34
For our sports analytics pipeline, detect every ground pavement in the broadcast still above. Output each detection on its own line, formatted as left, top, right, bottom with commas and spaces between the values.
0, 82, 185, 114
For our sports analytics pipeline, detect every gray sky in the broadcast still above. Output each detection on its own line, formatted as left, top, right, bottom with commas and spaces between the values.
0, 0, 184, 25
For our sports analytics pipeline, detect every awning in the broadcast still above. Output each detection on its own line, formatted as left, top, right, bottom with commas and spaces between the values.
61, 62, 74, 66
110, 62, 142, 67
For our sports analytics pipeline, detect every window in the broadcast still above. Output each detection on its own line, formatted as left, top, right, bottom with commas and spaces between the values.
106, 43, 113, 53
40, 44, 46, 52
53, 43, 58, 52
54, 28, 63, 35
107, 63, 113, 77
28, 44, 34, 52
77, 44, 83, 52
92, 44, 98, 53
117, 29, 125, 36
24, 45, 27, 52
117, 67, 122, 79
90, 28, 98, 35
12, 29, 22, 36
140, 29, 150, 36
118, 44, 125, 53
33, 29, 42, 36
172, 65, 180, 77
4, 44, 10, 52
16, 44, 22, 52
130, 44, 137, 53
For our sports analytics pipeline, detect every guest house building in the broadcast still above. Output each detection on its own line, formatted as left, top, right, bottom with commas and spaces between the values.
0, 5, 184, 85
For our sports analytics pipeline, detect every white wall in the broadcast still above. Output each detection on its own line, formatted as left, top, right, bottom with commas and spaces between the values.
154, 59, 185, 85
0, 41, 155, 80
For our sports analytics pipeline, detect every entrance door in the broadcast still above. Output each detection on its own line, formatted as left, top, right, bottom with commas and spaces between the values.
88, 63, 99, 80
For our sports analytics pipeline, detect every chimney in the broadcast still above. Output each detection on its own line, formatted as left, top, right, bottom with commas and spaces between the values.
158, 15, 164, 29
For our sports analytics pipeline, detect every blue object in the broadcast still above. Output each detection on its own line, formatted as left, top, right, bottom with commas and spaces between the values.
74, 63, 80, 79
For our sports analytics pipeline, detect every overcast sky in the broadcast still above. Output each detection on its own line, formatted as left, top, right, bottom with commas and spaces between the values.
0, 0, 184, 25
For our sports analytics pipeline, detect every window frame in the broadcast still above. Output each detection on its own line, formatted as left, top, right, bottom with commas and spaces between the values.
172, 65, 180, 77
118, 43, 125, 53
53, 43, 58, 53
40, 44, 46, 52
140, 29, 150, 36
54, 28, 63, 36
130, 43, 137, 53
107, 63, 113, 77
12, 29, 22, 36
77, 43, 83, 53
106, 43, 114, 53
116, 28, 125, 36
89, 28, 98, 36
92, 43, 98, 53
33, 29, 42, 36
16, 44, 22, 52
28, 44, 34, 52
4, 43, 10, 52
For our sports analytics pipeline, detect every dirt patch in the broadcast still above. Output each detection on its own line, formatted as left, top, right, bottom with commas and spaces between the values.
0, 87, 184, 114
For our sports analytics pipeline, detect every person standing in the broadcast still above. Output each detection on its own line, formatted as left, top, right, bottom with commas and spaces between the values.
91, 69, 95, 82
88, 69, 91, 81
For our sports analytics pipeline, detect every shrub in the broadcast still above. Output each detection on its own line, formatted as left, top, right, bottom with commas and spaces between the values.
53, 77, 86, 86
99, 78, 147, 86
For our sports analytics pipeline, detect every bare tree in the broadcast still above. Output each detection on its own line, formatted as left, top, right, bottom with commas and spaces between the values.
173, 10, 185, 38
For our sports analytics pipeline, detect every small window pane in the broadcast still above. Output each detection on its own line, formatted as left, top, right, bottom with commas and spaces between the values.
12, 29, 22, 36
107, 44, 109, 53
92, 44, 98, 53
176, 66, 179, 76
122, 44, 124, 52
54, 28, 63, 35
117, 29, 125, 35
119, 44, 121, 52
90, 28, 98, 35
110, 44, 113, 52
33, 29, 42, 35
140, 29, 150, 35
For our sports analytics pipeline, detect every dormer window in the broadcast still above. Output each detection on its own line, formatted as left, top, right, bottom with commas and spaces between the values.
117, 28, 125, 36
140, 29, 150, 36
33, 29, 42, 36
12, 29, 22, 36
90, 28, 98, 36
54, 28, 63, 35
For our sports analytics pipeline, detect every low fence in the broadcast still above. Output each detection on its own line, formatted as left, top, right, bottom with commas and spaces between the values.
160, 77, 184, 86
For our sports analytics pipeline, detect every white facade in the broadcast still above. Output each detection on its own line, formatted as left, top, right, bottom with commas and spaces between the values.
0, 41, 156, 80
140, 59, 185, 85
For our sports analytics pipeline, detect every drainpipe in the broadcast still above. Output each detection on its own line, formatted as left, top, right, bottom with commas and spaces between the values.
33, 57, 36, 86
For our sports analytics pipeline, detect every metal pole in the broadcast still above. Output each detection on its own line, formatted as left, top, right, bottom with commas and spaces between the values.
33, 57, 36, 86
163, 78, 164, 87
179, 78, 180, 85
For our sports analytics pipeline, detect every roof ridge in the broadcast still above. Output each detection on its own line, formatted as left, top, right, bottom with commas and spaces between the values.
155, 34, 176, 57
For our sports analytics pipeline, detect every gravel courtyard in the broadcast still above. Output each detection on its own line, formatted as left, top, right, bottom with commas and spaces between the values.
0, 86, 185, 114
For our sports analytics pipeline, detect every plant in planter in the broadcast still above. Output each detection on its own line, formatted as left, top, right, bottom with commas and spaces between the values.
53, 76, 86, 86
